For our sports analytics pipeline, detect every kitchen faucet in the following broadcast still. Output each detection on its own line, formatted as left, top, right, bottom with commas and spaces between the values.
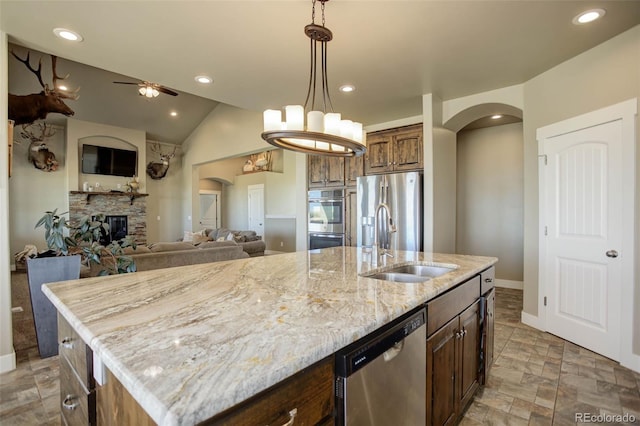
373, 203, 397, 264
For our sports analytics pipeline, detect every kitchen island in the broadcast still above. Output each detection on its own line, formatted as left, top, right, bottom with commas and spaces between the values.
43, 247, 497, 425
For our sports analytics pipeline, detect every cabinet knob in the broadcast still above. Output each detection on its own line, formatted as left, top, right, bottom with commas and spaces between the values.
61, 337, 74, 349
484, 278, 493, 283
62, 394, 79, 411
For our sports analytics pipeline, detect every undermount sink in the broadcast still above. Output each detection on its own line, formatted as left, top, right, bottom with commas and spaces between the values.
362, 263, 458, 283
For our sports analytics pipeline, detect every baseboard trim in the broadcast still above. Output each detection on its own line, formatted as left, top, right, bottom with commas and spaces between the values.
0, 350, 16, 374
621, 351, 640, 374
495, 279, 523, 290
521, 310, 545, 331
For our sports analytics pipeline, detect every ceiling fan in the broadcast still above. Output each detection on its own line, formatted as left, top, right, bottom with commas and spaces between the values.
113, 80, 179, 98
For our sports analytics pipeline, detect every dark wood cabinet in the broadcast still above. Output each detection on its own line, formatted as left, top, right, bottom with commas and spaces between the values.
308, 155, 345, 188
426, 318, 458, 426
345, 154, 363, 186
459, 301, 480, 410
480, 266, 496, 384
482, 287, 496, 384
426, 277, 481, 426
209, 356, 334, 425
364, 124, 423, 175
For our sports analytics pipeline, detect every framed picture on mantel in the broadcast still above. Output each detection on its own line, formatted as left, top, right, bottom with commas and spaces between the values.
8, 120, 14, 177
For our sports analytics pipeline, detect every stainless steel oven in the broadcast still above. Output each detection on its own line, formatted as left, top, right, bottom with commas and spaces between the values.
309, 232, 345, 250
308, 189, 345, 234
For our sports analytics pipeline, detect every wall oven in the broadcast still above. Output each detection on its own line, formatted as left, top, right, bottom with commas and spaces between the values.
308, 189, 345, 249
308, 189, 345, 234
309, 232, 345, 250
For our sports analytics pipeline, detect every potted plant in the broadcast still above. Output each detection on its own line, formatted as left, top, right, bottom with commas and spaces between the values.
26, 209, 136, 358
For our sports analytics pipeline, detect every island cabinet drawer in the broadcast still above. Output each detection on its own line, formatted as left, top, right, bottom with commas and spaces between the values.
427, 275, 480, 336
58, 314, 94, 390
60, 356, 96, 426
480, 266, 495, 295
207, 355, 335, 426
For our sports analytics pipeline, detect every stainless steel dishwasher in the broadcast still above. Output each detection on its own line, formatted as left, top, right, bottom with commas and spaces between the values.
335, 308, 426, 425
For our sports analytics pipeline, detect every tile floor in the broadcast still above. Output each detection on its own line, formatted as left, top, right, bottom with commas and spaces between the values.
1, 272, 639, 425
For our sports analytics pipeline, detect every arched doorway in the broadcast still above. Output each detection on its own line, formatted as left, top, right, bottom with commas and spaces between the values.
444, 103, 524, 288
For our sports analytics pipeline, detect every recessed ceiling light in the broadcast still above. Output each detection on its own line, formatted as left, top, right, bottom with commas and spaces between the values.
339, 85, 355, 93
491, 114, 503, 119
573, 9, 605, 25
53, 28, 83, 42
170, 111, 178, 117
195, 75, 213, 84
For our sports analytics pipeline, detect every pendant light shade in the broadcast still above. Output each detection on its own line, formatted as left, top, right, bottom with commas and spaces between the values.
261, 0, 366, 157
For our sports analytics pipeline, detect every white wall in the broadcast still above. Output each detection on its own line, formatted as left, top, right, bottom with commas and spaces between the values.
9, 125, 67, 256
145, 141, 183, 243
180, 104, 305, 249
522, 25, 639, 356
456, 123, 524, 281
1, 31, 16, 373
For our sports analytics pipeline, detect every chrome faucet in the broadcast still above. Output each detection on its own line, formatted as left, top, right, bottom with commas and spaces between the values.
373, 203, 397, 264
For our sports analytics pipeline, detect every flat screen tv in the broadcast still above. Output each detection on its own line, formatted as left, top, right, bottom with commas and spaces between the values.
81, 144, 137, 177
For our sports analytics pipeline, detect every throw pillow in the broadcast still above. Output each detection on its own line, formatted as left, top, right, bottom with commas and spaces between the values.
192, 234, 211, 244
216, 236, 226, 242
183, 231, 195, 242
226, 233, 235, 241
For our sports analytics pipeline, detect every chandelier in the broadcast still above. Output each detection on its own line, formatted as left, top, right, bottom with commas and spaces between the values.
261, 0, 366, 157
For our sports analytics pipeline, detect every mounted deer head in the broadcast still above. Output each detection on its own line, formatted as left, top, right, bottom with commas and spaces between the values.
146, 143, 177, 180
20, 122, 59, 172
8, 50, 79, 126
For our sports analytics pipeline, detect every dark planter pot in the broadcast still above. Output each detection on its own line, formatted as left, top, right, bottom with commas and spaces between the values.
26, 255, 81, 358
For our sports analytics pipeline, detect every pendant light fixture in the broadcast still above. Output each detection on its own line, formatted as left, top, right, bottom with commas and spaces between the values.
262, 0, 366, 157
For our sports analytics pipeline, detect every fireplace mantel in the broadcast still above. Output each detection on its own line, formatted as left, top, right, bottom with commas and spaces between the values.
70, 191, 149, 205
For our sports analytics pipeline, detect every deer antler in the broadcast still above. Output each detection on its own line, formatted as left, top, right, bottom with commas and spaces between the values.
11, 50, 46, 89
51, 56, 80, 100
167, 145, 177, 159
20, 123, 56, 143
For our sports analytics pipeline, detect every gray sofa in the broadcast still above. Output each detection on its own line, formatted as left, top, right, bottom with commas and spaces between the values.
82, 241, 248, 277
204, 228, 266, 257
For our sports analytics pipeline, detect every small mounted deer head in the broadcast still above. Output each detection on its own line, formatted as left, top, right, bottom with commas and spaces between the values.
146, 143, 177, 180
8, 50, 80, 126
20, 123, 59, 172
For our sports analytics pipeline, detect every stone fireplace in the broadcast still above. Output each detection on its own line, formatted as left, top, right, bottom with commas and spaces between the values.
69, 191, 148, 244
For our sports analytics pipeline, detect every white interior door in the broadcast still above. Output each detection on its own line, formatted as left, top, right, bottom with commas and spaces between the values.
199, 191, 220, 229
248, 184, 264, 236
540, 120, 624, 360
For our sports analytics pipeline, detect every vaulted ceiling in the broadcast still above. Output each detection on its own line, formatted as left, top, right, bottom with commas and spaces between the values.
2, 1, 639, 143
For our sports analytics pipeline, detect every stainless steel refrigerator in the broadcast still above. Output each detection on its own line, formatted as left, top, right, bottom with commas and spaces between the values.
356, 171, 422, 251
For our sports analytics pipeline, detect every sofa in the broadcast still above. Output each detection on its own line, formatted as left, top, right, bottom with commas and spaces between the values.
81, 240, 249, 277
200, 228, 266, 257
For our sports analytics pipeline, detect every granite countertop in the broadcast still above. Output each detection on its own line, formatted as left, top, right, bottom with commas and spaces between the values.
43, 247, 497, 426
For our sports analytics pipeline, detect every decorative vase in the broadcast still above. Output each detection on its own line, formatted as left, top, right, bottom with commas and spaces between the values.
26, 255, 81, 358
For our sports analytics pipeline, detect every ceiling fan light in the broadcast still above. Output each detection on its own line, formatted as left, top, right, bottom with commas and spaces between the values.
138, 87, 147, 96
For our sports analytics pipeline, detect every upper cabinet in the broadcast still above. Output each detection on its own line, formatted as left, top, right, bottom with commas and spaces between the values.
364, 123, 423, 175
308, 155, 345, 188
345, 155, 363, 187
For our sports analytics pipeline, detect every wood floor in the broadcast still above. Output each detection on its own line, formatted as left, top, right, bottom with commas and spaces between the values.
1, 271, 639, 425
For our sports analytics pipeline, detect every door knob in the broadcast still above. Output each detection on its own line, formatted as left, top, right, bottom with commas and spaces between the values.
606, 250, 619, 258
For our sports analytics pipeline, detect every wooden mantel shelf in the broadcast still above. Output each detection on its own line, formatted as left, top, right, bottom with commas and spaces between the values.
70, 191, 149, 205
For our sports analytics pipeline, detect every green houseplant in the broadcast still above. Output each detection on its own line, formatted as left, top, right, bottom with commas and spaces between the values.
27, 209, 137, 358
